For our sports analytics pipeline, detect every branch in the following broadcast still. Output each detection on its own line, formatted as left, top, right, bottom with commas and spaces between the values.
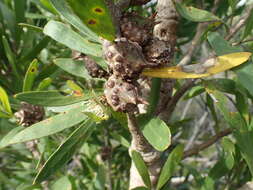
158, 79, 196, 121
127, 113, 161, 189
178, 0, 221, 66
183, 128, 232, 158
225, 4, 253, 41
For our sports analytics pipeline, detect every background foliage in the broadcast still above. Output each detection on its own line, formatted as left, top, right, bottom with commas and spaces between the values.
0, 0, 253, 189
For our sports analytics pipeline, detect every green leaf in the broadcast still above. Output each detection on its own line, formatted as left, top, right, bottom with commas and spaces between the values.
131, 150, 151, 189
39, 0, 57, 14
0, 126, 25, 149
203, 79, 236, 94
2, 36, 20, 79
204, 83, 247, 131
111, 133, 130, 148
5, 105, 88, 146
242, 9, 253, 39
43, 20, 102, 57
140, 117, 171, 151
19, 36, 51, 63
236, 62, 253, 97
184, 85, 205, 99
0, 86, 12, 115
157, 144, 184, 189
221, 137, 235, 170
15, 90, 103, 106
131, 187, 149, 190
175, 3, 221, 22
23, 59, 39, 92
51, 176, 72, 190
146, 78, 161, 115
207, 32, 241, 56
34, 120, 95, 183
66, 0, 116, 41
49, 0, 100, 42
37, 78, 52, 91
54, 58, 91, 79
94, 164, 106, 190
234, 130, 253, 176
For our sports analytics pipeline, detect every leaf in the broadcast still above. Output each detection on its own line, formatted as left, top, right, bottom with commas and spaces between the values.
54, 58, 91, 79
204, 79, 236, 94
94, 164, 106, 190
15, 90, 103, 106
204, 83, 247, 131
43, 20, 102, 57
131, 150, 151, 189
0, 86, 12, 115
34, 120, 94, 183
234, 130, 253, 176
0, 127, 25, 149
131, 187, 149, 190
5, 105, 88, 146
66, 0, 116, 41
236, 63, 253, 97
142, 52, 251, 79
39, 0, 57, 14
157, 144, 184, 189
19, 37, 51, 63
2, 36, 20, 80
175, 2, 221, 22
23, 59, 39, 92
221, 137, 235, 170
49, 0, 100, 42
37, 78, 52, 91
51, 176, 72, 190
146, 78, 161, 115
242, 9, 253, 39
140, 117, 171, 151
207, 32, 241, 55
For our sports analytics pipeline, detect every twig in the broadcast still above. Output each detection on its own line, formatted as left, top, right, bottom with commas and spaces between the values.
178, 23, 207, 66
225, 4, 253, 41
184, 111, 209, 150
183, 128, 232, 158
158, 79, 196, 121
178, 0, 221, 66
127, 113, 161, 189
232, 37, 253, 46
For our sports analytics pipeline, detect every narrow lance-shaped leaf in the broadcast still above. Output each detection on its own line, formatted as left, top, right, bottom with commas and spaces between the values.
54, 58, 91, 79
23, 59, 39, 92
175, 2, 221, 22
15, 90, 103, 106
37, 78, 52, 91
66, 0, 116, 41
142, 52, 251, 79
4, 105, 88, 147
43, 20, 102, 57
131, 150, 151, 189
234, 130, 253, 176
49, 0, 100, 42
34, 120, 95, 183
157, 144, 184, 189
204, 82, 248, 131
0, 86, 12, 116
207, 32, 242, 55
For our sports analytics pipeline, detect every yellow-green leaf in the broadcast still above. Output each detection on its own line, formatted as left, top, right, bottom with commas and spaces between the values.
66, 0, 116, 41
142, 52, 252, 79
23, 59, 39, 92
0, 86, 12, 116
